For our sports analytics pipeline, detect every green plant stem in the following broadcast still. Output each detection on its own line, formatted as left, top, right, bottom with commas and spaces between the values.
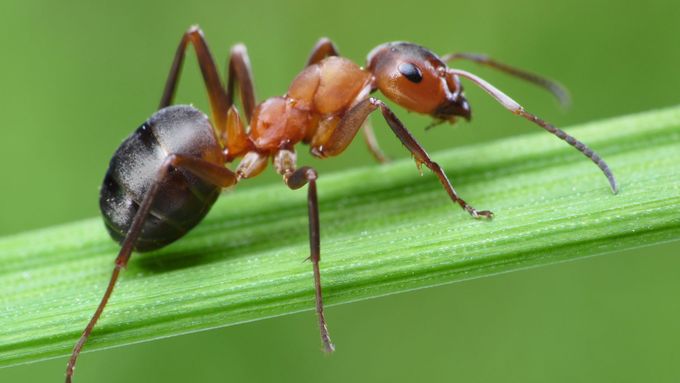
1, 106, 680, 368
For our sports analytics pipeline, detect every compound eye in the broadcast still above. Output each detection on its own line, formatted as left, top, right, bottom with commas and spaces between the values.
397, 62, 423, 83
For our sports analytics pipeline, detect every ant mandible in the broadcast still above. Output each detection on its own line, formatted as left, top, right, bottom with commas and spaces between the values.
65, 26, 617, 382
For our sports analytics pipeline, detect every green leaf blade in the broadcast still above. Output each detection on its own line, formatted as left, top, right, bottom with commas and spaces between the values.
1, 106, 679, 368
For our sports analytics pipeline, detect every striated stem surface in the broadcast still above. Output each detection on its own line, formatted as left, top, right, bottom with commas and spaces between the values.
1, 106, 679, 368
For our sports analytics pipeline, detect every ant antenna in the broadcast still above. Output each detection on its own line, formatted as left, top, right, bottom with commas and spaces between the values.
448, 68, 618, 194
442, 53, 571, 108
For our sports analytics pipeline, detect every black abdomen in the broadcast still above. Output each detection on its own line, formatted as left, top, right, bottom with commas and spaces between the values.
100, 105, 223, 252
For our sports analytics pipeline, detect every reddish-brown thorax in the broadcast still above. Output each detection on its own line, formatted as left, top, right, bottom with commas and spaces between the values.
227, 56, 372, 160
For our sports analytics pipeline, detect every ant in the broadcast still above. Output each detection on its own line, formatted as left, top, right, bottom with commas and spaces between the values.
65, 26, 617, 382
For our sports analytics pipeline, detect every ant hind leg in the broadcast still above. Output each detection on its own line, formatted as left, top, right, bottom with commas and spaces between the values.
225, 43, 257, 122
65, 155, 238, 383
158, 26, 259, 145
159, 26, 229, 128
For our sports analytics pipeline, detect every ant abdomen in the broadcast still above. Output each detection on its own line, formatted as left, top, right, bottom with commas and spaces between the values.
100, 105, 223, 251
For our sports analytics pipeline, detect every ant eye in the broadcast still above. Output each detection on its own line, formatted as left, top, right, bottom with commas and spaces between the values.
398, 62, 423, 83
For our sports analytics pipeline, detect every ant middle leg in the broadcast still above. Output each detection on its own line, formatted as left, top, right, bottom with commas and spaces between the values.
234, 151, 268, 180
317, 98, 492, 219
65, 154, 237, 383
274, 149, 335, 353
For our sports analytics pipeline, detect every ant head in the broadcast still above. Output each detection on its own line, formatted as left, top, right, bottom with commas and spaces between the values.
367, 42, 471, 123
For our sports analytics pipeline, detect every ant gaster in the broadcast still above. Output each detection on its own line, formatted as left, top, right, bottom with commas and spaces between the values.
65, 26, 617, 382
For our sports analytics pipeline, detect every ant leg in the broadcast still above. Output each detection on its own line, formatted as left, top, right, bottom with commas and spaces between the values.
373, 99, 493, 218
318, 98, 492, 219
274, 149, 335, 353
449, 68, 618, 194
441, 52, 570, 107
159, 26, 229, 129
225, 44, 257, 122
306, 39, 389, 163
234, 151, 268, 179
221, 106, 254, 162
306, 37, 339, 66
65, 155, 237, 383
360, 118, 390, 164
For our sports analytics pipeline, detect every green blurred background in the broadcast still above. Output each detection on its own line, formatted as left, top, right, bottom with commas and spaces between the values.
1, 0, 679, 381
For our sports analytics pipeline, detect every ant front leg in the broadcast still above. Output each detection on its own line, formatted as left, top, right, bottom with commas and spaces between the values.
274, 149, 335, 353
375, 99, 493, 218
65, 155, 238, 383
305, 39, 389, 163
360, 118, 390, 164
319, 98, 492, 219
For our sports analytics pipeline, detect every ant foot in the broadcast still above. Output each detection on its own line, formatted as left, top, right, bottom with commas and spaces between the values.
469, 209, 494, 219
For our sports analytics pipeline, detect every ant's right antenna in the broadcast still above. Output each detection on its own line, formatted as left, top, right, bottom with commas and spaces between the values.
448, 68, 618, 194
